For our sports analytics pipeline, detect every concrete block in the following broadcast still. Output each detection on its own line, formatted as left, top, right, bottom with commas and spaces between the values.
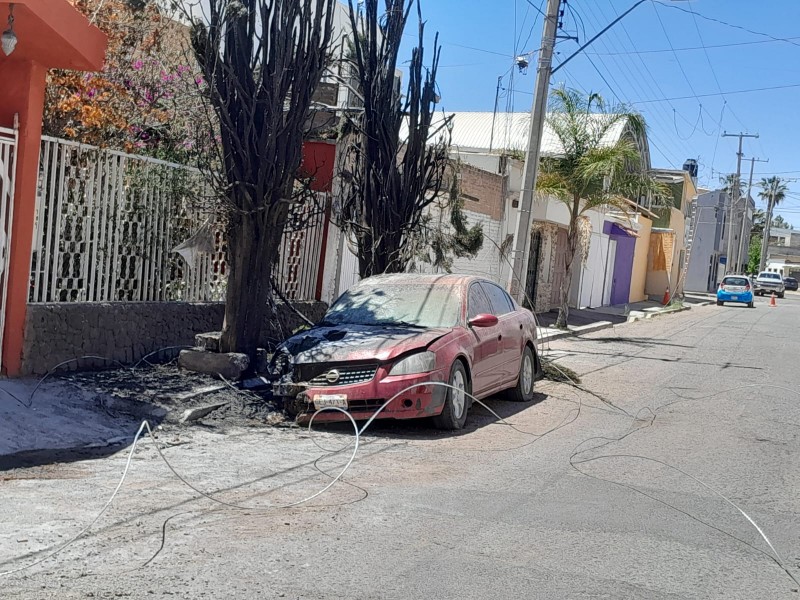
179, 402, 229, 423
178, 349, 250, 380
195, 331, 222, 352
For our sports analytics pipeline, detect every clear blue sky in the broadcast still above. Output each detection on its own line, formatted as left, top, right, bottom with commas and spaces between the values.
398, 0, 800, 226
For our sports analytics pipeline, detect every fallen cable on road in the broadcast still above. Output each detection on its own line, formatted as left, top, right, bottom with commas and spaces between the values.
0, 381, 550, 577
568, 388, 800, 590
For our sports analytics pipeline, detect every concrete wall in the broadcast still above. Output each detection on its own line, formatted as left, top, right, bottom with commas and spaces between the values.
20, 301, 327, 375
646, 230, 676, 298
669, 208, 686, 295
685, 191, 725, 293
629, 216, 652, 302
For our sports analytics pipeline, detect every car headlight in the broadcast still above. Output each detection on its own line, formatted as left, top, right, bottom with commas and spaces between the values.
388, 352, 436, 376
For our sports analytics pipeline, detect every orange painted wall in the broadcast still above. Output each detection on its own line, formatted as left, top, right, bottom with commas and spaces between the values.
0, 59, 47, 376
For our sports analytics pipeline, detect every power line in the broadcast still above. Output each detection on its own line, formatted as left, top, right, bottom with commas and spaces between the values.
600, 1, 709, 142
563, 3, 690, 163
649, 1, 704, 105
653, 1, 800, 49
586, 36, 800, 56
524, 0, 547, 18
632, 82, 800, 103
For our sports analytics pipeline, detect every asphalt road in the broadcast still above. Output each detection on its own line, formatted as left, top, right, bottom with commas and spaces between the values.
1, 292, 799, 599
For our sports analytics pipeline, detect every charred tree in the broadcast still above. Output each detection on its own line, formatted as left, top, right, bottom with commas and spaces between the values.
336, 0, 457, 277
186, 0, 334, 360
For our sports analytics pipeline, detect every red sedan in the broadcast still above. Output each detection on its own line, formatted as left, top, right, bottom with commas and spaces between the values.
273, 274, 542, 430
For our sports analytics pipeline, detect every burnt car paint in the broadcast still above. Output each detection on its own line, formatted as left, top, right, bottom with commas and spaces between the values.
272, 274, 541, 425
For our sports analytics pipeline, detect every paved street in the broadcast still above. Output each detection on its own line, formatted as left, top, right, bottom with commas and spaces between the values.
2, 294, 799, 599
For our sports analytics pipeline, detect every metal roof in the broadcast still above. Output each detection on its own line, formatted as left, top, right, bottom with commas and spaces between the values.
405, 111, 630, 157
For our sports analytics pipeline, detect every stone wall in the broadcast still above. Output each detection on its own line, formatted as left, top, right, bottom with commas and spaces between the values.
20, 301, 327, 376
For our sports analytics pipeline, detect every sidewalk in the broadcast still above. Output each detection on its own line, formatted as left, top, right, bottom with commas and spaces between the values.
536, 295, 714, 342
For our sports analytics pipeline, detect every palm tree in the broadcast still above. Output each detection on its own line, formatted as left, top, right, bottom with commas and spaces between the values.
719, 173, 743, 199
750, 208, 766, 236
758, 176, 787, 208
536, 87, 665, 328
758, 176, 788, 271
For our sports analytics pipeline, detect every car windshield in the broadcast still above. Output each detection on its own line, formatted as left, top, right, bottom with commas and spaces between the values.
722, 277, 748, 286
323, 283, 462, 328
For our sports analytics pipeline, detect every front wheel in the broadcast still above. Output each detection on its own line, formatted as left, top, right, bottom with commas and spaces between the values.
506, 346, 536, 402
716, 300, 723, 306
779, 292, 785, 299
433, 361, 470, 430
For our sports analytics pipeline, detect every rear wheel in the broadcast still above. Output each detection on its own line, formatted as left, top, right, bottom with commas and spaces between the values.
748, 301, 754, 308
716, 300, 723, 306
433, 361, 470, 430
506, 346, 536, 402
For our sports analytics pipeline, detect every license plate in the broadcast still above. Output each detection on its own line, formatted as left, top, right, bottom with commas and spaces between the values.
731, 295, 738, 300
313, 394, 348, 409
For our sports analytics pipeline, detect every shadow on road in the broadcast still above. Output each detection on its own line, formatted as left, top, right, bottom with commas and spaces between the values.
312, 391, 550, 440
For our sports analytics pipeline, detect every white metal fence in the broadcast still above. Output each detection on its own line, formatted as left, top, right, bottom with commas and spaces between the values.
0, 124, 18, 367
30, 137, 326, 304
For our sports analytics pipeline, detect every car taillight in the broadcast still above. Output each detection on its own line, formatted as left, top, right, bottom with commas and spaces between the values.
745, 284, 751, 291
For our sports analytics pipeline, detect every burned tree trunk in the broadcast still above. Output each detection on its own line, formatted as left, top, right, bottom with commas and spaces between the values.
336, 0, 454, 278
186, 0, 334, 361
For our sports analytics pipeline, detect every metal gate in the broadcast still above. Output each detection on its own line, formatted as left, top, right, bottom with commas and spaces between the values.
524, 230, 542, 310
0, 124, 18, 367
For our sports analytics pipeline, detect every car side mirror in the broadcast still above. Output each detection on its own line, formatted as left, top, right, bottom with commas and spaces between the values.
468, 313, 499, 328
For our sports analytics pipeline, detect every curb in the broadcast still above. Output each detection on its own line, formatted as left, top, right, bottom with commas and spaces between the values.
539, 301, 711, 341
626, 303, 698, 323
538, 320, 614, 342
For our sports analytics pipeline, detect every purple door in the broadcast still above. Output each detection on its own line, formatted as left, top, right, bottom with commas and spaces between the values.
605, 222, 636, 305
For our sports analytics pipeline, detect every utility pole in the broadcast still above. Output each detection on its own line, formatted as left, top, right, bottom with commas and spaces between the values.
509, 0, 560, 302
759, 177, 780, 273
721, 132, 758, 275
736, 156, 768, 273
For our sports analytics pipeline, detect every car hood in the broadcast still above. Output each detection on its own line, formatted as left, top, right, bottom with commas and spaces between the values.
280, 325, 453, 364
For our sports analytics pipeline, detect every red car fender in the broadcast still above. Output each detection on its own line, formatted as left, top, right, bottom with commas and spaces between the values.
426, 327, 476, 382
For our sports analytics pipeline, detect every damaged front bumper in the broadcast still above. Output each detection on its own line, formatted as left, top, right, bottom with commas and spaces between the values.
275, 368, 448, 424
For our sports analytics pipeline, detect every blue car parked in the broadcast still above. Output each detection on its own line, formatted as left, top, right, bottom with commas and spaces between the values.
717, 275, 754, 308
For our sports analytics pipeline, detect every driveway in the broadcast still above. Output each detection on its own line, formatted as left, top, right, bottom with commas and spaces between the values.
1, 293, 798, 599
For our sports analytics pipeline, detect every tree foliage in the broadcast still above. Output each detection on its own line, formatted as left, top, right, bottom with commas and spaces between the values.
408, 170, 484, 273
45, 0, 206, 162
335, 0, 476, 277
537, 87, 665, 328
748, 233, 762, 274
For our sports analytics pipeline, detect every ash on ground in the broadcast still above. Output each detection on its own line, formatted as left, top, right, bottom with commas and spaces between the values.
60, 364, 289, 429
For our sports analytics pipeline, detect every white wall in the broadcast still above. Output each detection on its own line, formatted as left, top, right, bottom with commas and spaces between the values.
577, 231, 613, 308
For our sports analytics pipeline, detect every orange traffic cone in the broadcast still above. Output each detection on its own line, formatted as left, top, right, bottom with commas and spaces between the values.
769, 292, 777, 307
662, 286, 670, 305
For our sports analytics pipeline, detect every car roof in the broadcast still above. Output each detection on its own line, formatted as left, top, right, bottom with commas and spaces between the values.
354, 273, 495, 287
